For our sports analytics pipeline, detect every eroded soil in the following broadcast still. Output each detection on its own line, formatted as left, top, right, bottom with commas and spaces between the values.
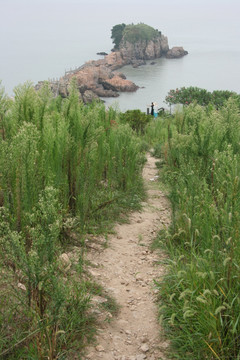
84, 153, 171, 360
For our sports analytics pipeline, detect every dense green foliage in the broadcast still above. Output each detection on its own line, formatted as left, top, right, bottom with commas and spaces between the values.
119, 109, 152, 135
2, 77, 240, 359
0, 81, 144, 358
150, 99, 240, 359
111, 23, 126, 49
111, 23, 160, 48
123, 23, 159, 44
165, 86, 239, 109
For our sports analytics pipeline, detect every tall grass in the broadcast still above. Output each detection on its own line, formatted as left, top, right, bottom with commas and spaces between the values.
0, 81, 144, 357
152, 100, 240, 359
0, 82, 144, 230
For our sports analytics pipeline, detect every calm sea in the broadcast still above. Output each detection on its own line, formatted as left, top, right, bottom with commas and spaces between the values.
104, 48, 240, 112
1, 0, 240, 113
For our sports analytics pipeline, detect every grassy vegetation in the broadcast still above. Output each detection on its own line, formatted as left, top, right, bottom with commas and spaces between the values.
0, 81, 145, 358
149, 99, 240, 359
122, 23, 160, 44
1, 77, 240, 359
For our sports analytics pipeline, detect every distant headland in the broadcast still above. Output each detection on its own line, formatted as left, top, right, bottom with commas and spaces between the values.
35, 23, 188, 103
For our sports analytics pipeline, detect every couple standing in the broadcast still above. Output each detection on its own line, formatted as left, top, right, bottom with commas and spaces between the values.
151, 102, 157, 116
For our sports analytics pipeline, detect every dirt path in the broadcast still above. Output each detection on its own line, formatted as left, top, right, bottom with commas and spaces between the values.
84, 153, 171, 360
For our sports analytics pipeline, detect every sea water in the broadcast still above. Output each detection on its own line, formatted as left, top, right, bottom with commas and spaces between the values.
104, 49, 240, 112
1, 0, 239, 113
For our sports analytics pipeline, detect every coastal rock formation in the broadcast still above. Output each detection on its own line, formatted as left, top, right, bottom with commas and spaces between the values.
118, 34, 169, 62
100, 76, 138, 92
35, 26, 188, 103
35, 56, 139, 102
166, 46, 188, 59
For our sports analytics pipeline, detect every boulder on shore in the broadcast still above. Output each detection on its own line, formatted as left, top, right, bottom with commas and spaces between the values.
166, 47, 188, 59
97, 52, 108, 56
101, 76, 139, 92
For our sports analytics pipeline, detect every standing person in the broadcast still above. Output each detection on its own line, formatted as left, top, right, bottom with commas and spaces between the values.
151, 102, 154, 116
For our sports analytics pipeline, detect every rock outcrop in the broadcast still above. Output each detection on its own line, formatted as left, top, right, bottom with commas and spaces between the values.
118, 33, 169, 63
35, 56, 139, 102
35, 30, 187, 103
166, 46, 188, 59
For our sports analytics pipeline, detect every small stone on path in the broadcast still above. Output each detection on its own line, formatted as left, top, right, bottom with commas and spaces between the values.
136, 355, 147, 360
96, 345, 105, 352
140, 343, 150, 353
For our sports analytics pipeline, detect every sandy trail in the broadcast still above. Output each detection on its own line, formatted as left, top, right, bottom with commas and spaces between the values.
84, 153, 171, 360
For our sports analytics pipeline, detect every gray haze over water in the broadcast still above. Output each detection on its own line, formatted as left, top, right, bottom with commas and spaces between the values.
1, 0, 240, 111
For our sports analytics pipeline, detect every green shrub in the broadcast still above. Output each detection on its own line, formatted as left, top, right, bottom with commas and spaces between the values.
119, 109, 152, 135
0, 188, 92, 359
154, 99, 240, 359
165, 86, 239, 109
0, 81, 145, 357
122, 23, 159, 44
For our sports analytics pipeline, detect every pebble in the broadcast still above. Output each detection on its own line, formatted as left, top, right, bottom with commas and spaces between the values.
85, 351, 95, 359
135, 274, 143, 281
92, 261, 99, 267
89, 269, 101, 277
136, 355, 147, 360
59, 253, 71, 271
140, 335, 149, 344
17, 282, 26, 291
92, 295, 108, 304
140, 343, 150, 353
95, 345, 105, 352
90, 309, 101, 315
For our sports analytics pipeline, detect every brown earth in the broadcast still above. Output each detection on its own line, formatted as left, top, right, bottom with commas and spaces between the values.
84, 153, 171, 360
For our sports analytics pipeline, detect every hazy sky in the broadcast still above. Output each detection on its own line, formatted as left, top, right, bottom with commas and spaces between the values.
0, 0, 239, 94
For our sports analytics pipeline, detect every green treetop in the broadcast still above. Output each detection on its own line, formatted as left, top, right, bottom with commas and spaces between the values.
111, 23, 160, 49
111, 23, 126, 49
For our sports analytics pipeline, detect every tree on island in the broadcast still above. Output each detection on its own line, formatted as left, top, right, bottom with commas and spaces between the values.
111, 23, 126, 49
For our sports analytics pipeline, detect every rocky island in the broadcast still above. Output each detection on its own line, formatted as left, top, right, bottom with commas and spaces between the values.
35, 23, 188, 102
